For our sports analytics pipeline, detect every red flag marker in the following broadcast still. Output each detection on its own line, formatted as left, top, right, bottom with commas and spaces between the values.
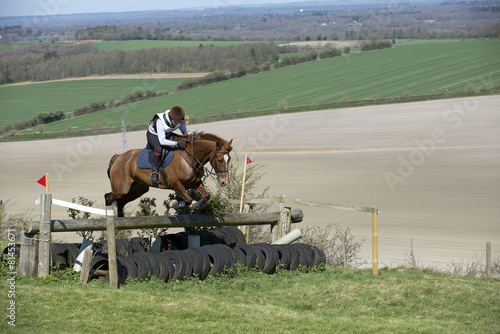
246, 156, 252, 164
37, 174, 49, 193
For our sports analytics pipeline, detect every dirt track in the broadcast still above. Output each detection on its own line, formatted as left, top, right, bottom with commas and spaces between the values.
1, 96, 499, 269
1, 73, 209, 87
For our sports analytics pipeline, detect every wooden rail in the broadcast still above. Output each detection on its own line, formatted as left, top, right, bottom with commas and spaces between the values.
24, 210, 303, 233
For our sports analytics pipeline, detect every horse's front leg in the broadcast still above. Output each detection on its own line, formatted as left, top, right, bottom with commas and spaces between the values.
172, 180, 193, 207
196, 183, 211, 204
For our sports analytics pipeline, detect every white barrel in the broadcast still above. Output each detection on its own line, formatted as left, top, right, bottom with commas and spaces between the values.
271, 229, 302, 245
73, 238, 94, 272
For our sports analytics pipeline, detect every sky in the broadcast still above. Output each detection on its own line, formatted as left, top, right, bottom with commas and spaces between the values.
0, 0, 318, 17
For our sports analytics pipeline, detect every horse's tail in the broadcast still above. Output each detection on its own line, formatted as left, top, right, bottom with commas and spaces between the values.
107, 154, 120, 179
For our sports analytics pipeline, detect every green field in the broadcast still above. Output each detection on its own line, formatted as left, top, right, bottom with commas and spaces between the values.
0, 78, 191, 128
3, 39, 499, 134
95, 40, 261, 51
1, 267, 499, 333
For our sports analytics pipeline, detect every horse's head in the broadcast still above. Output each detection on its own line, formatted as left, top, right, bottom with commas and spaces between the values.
211, 139, 233, 186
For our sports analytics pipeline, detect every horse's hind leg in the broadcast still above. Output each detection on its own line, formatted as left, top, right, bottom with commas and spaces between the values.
113, 182, 149, 217
105, 192, 122, 207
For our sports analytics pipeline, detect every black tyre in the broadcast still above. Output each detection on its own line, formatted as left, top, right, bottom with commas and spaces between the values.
209, 229, 228, 245
297, 243, 316, 269
159, 250, 188, 281
217, 227, 244, 245
224, 226, 246, 243
64, 243, 81, 266
201, 245, 224, 277
216, 244, 238, 276
310, 245, 327, 267
160, 234, 188, 251
154, 255, 172, 282
272, 245, 292, 270
140, 252, 161, 279
51, 244, 68, 266
187, 247, 210, 280
115, 239, 131, 257
127, 253, 152, 280
232, 242, 257, 268
129, 237, 147, 253
184, 248, 204, 279
173, 250, 193, 278
252, 244, 279, 274
283, 244, 300, 271
117, 257, 138, 280
200, 229, 219, 246
231, 246, 246, 266
90, 253, 109, 271
291, 244, 311, 269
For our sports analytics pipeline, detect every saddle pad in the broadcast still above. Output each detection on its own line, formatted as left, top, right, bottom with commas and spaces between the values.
136, 148, 175, 169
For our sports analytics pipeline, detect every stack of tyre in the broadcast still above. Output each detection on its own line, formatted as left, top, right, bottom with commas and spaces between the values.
89, 227, 326, 283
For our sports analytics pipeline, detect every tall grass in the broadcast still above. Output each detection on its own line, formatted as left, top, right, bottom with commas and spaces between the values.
1, 266, 498, 333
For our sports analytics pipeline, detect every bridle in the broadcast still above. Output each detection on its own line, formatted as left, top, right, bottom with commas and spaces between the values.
180, 135, 230, 183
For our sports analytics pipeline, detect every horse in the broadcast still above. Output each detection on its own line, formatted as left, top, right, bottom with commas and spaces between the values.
104, 131, 233, 217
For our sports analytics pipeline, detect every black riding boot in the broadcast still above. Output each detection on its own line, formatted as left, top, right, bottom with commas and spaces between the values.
150, 153, 162, 184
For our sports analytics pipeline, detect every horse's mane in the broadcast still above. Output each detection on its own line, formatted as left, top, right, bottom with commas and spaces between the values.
192, 131, 222, 142
192, 131, 231, 149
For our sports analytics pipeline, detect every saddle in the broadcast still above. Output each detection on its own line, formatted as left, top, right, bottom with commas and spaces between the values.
136, 147, 175, 169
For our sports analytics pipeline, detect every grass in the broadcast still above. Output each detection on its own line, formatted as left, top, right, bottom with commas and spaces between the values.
3, 39, 500, 134
0, 78, 189, 128
1, 266, 499, 333
95, 40, 261, 51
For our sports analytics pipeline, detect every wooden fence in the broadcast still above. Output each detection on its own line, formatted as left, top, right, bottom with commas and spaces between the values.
19, 193, 303, 288
233, 195, 381, 275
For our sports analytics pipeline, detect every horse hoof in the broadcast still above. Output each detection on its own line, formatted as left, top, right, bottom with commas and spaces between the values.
189, 200, 203, 211
173, 201, 186, 210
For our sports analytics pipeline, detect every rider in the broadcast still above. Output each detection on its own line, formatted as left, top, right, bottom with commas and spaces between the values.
147, 105, 190, 184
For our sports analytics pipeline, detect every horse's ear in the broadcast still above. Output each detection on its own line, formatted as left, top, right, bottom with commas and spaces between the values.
228, 139, 233, 145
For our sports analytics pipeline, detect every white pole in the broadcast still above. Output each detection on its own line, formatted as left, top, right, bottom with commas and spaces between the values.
271, 229, 302, 245
239, 154, 249, 214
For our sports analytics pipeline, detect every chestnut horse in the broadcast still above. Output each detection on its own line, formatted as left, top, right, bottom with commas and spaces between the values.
105, 132, 233, 217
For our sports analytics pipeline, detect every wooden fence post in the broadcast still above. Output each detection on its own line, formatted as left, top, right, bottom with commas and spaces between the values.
372, 208, 378, 276
486, 241, 491, 277
106, 207, 118, 289
19, 232, 38, 277
79, 248, 93, 284
279, 207, 291, 240
341, 234, 347, 268
243, 204, 251, 243
38, 193, 51, 278
410, 238, 417, 268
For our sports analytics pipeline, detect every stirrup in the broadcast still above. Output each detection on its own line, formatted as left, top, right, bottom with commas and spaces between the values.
150, 172, 159, 184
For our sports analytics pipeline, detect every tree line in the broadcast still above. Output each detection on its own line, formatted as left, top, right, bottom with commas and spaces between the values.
2, 110, 65, 134
0, 42, 283, 84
